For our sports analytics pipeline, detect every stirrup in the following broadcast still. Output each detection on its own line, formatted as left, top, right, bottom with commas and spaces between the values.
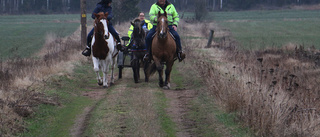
143, 53, 149, 62
178, 52, 185, 62
116, 41, 121, 46
82, 46, 91, 56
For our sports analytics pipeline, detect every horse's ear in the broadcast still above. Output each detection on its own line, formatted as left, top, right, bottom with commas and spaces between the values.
158, 11, 161, 18
164, 11, 167, 17
131, 21, 134, 26
105, 12, 109, 17
94, 13, 99, 18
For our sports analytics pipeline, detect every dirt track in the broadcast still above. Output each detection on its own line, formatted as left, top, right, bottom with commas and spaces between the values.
70, 65, 202, 136
67, 20, 244, 136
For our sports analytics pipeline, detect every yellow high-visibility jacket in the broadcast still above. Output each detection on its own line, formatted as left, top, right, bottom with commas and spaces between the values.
126, 19, 153, 46
149, 2, 179, 27
128, 19, 152, 39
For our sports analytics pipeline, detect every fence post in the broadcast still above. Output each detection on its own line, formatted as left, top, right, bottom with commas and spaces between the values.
206, 30, 214, 48
80, 0, 87, 48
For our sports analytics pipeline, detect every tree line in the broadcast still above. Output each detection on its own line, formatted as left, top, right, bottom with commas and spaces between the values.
2, 0, 320, 15
1, 0, 319, 22
0, 0, 99, 14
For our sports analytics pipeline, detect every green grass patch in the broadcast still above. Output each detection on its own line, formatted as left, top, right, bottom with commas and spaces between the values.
0, 14, 79, 59
189, 92, 253, 137
154, 91, 177, 137
174, 56, 253, 136
186, 10, 320, 49
220, 19, 320, 49
20, 63, 95, 137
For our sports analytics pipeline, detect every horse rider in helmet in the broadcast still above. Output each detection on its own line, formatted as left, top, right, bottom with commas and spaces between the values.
144, 0, 186, 62
82, 0, 121, 56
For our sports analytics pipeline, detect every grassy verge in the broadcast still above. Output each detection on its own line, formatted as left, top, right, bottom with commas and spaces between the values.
189, 92, 252, 137
174, 57, 253, 137
20, 63, 95, 137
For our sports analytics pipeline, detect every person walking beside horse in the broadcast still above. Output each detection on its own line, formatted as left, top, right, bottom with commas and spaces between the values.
82, 0, 121, 57
144, 0, 185, 62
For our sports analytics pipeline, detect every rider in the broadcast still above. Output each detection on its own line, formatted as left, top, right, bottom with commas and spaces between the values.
144, 0, 185, 62
127, 12, 153, 46
82, 0, 121, 57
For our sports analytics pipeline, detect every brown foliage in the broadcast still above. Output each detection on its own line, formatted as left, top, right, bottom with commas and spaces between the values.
182, 20, 320, 136
0, 31, 82, 136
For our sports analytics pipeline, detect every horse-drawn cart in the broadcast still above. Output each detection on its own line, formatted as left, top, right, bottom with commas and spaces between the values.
117, 35, 148, 83
117, 36, 131, 79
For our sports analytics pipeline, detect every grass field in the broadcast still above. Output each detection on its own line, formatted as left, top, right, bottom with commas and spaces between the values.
0, 14, 79, 59
1, 10, 320, 59
184, 9, 320, 49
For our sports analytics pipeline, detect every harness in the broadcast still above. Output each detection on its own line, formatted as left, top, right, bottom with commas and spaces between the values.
152, 30, 175, 40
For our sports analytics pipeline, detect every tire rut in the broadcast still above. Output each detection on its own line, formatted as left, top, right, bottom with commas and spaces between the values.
164, 89, 197, 137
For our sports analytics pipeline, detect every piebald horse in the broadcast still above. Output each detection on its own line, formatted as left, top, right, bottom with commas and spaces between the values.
91, 12, 117, 88
146, 11, 177, 89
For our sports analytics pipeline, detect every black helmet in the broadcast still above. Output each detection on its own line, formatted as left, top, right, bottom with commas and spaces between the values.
101, 0, 112, 4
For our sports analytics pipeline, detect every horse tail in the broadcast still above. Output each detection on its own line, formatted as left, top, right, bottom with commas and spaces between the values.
145, 61, 157, 77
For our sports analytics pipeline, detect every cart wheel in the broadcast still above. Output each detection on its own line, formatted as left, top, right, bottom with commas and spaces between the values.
117, 51, 124, 79
119, 66, 123, 79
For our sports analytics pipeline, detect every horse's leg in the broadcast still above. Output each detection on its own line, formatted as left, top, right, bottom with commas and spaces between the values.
131, 56, 139, 83
164, 61, 174, 89
102, 60, 109, 88
157, 67, 164, 87
153, 58, 164, 87
137, 58, 140, 81
144, 60, 149, 82
93, 57, 103, 86
110, 55, 117, 85
110, 58, 115, 85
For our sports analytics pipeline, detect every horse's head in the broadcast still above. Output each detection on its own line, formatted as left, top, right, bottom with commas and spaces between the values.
131, 18, 146, 46
94, 12, 109, 37
156, 11, 168, 39
131, 18, 145, 37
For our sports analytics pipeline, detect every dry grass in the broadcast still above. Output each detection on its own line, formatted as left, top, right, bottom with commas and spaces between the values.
0, 27, 85, 136
2, 18, 320, 136
181, 20, 320, 136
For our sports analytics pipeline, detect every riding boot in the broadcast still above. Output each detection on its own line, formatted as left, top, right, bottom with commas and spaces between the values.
116, 41, 123, 51
82, 45, 91, 56
144, 47, 152, 62
177, 50, 186, 62
143, 52, 150, 62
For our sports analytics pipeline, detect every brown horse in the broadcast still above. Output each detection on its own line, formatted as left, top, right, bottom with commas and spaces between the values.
146, 11, 176, 89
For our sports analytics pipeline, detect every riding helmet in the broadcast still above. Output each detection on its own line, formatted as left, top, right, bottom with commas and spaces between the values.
101, 0, 112, 4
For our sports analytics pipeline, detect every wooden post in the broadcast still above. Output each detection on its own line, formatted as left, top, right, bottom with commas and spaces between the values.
206, 30, 214, 48
80, 0, 87, 47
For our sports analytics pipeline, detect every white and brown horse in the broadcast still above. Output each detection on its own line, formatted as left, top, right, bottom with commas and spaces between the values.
91, 12, 117, 88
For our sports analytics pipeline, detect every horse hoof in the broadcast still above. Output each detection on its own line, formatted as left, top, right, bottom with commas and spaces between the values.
98, 82, 103, 86
135, 80, 140, 83
110, 82, 114, 86
163, 86, 170, 90
103, 85, 108, 88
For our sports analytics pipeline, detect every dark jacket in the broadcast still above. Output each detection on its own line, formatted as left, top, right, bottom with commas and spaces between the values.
91, 3, 113, 21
